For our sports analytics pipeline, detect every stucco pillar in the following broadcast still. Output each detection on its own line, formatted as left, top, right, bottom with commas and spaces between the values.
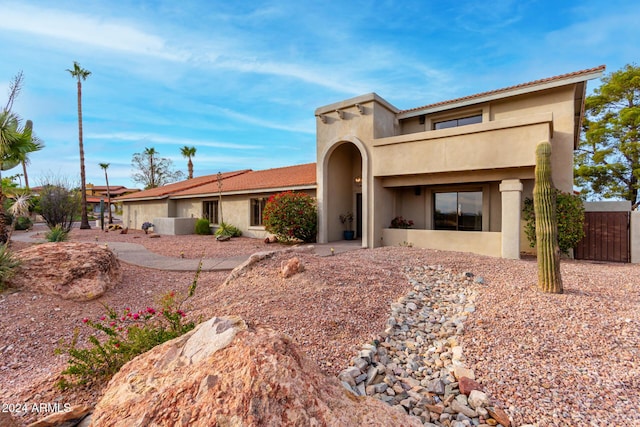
631, 211, 640, 264
499, 179, 523, 259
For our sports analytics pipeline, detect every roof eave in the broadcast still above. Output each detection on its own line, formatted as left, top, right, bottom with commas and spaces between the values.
398, 67, 606, 120
169, 184, 317, 199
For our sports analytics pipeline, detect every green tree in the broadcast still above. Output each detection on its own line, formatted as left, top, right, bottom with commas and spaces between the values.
0, 72, 43, 243
180, 146, 196, 179
99, 162, 113, 224
67, 61, 92, 229
131, 147, 184, 189
575, 64, 640, 208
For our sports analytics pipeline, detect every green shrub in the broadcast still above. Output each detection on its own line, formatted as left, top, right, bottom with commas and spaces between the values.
45, 225, 69, 242
0, 245, 20, 291
56, 262, 202, 388
523, 191, 585, 255
194, 218, 211, 235
15, 216, 32, 231
215, 222, 241, 238
262, 191, 317, 243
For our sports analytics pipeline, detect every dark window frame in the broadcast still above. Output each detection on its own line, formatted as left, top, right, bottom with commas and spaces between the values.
203, 200, 219, 224
433, 114, 482, 130
250, 198, 267, 226
433, 191, 483, 231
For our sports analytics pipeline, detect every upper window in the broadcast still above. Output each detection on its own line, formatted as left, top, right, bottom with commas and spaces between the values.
433, 114, 482, 130
203, 200, 219, 224
434, 191, 482, 231
251, 198, 267, 226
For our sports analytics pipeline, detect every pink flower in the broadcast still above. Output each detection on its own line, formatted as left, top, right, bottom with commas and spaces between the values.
109, 321, 116, 327
147, 307, 156, 315
100, 315, 106, 321
177, 310, 186, 317
133, 313, 140, 320
114, 343, 120, 348
82, 318, 88, 324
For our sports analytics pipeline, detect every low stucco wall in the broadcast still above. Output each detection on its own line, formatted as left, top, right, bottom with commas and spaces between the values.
382, 228, 502, 258
153, 217, 197, 235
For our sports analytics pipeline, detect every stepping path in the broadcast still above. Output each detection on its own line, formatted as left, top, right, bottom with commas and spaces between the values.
10, 230, 363, 271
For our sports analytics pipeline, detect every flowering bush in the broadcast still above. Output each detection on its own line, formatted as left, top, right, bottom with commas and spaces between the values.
263, 191, 317, 243
390, 216, 414, 229
141, 222, 154, 234
522, 191, 585, 255
56, 263, 202, 388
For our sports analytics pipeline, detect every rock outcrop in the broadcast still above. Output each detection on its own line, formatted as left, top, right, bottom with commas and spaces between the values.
91, 316, 423, 427
8, 242, 121, 301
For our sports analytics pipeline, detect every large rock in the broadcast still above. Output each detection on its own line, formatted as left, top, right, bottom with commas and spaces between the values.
91, 316, 423, 427
8, 242, 121, 301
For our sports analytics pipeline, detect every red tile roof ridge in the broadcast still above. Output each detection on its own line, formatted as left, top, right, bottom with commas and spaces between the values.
400, 65, 606, 114
115, 169, 252, 200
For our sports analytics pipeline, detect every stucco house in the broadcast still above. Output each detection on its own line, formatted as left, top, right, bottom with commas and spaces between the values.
116, 163, 316, 238
315, 65, 605, 259
118, 66, 607, 260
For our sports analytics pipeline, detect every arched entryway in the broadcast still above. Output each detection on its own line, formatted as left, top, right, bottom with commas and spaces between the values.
318, 138, 368, 246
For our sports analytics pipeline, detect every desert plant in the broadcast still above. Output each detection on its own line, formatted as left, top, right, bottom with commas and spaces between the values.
141, 222, 154, 234
14, 216, 32, 231
45, 225, 69, 242
533, 141, 563, 294
215, 221, 241, 238
262, 191, 317, 243
194, 218, 211, 235
0, 245, 20, 291
56, 261, 202, 388
36, 177, 80, 232
339, 212, 354, 231
523, 191, 585, 255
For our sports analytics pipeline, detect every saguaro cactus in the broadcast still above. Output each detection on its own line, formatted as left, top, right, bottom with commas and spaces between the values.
533, 141, 563, 293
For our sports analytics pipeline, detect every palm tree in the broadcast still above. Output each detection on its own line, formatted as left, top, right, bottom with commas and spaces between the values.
67, 61, 92, 229
99, 162, 113, 224
180, 146, 196, 179
17, 120, 43, 190
0, 110, 40, 243
144, 147, 157, 187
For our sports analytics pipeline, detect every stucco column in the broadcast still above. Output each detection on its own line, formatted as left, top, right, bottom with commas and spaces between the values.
499, 179, 523, 259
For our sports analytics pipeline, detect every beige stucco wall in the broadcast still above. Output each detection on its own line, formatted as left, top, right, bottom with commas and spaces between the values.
171, 189, 316, 239
631, 211, 640, 264
382, 228, 502, 257
122, 200, 170, 230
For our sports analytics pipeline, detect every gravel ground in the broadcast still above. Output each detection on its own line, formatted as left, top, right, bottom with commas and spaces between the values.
1, 229, 638, 426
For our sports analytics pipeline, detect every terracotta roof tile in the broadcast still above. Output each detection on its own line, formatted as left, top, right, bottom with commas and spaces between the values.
400, 65, 606, 114
115, 170, 251, 201
173, 163, 316, 197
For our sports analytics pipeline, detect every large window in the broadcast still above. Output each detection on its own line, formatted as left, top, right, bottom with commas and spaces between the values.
434, 191, 482, 231
433, 114, 482, 130
203, 200, 219, 224
251, 198, 267, 226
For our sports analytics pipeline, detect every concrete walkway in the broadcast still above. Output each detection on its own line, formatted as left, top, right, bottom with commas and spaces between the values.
11, 230, 363, 272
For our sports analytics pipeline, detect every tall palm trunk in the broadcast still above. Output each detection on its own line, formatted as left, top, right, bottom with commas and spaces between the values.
105, 170, 112, 224
77, 79, 90, 229
21, 161, 29, 189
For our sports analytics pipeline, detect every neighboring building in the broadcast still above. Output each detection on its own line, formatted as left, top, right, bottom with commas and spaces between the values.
115, 163, 316, 238
315, 65, 605, 259
85, 184, 140, 214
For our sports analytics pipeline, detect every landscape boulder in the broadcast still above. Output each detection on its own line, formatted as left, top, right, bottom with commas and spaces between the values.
8, 242, 121, 301
281, 256, 304, 278
91, 316, 423, 427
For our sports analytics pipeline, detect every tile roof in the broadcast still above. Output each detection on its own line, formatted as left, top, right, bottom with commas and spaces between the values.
400, 65, 606, 115
172, 163, 317, 197
115, 170, 251, 201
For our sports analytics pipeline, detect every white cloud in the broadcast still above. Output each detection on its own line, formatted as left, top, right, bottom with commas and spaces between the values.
0, 3, 188, 61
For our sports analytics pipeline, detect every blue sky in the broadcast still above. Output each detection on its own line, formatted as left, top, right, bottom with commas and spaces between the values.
1, 0, 639, 189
